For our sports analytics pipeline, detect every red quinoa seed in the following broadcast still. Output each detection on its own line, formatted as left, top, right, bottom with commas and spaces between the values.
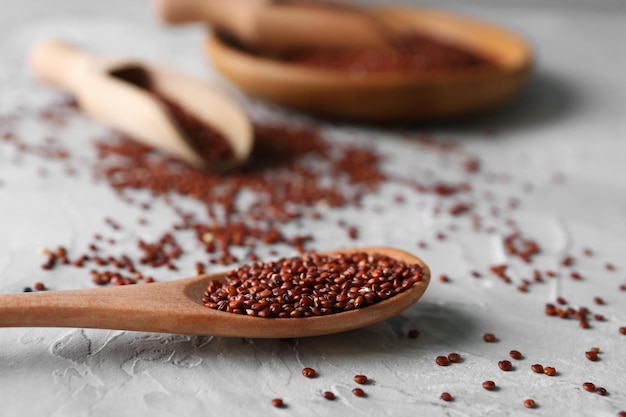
440, 392, 452, 402
436, 356, 450, 366
582, 382, 596, 392
354, 375, 368, 385
498, 360, 512, 371
524, 399, 536, 409
483, 333, 496, 343
447, 353, 461, 363
482, 380, 496, 391
544, 367, 556, 376
531, 364, 544, 374
561, 256, 573, 267
407, 329, 420, 339
545, 304, 557, 316
352, 388, 365, 397
322, 391, 335, 400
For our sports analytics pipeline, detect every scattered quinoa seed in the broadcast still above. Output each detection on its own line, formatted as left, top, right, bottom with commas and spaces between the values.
302, 367, 316, 378
483, 333, 496, 343
407, 329, 420, 339
447, 353, 461, 363
544, 366, 556, 376
271, 398, 284, 408
352, 388, 365, 397
524, 399, 536, 409
440, 392, 452, 402
354, 375, 368, 384
582, 382, 596, 392
509, 350, 522, 360
531, 364, 544, 373
498, 360, 512, 371
482, 380, 496, 391
436, 356, 450, 366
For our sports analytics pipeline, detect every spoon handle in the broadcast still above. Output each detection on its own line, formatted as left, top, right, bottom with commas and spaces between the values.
29, 39, 90, 90
0, 282, 201, 334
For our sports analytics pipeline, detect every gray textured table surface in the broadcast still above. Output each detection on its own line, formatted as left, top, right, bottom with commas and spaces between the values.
1, 1, 625, 416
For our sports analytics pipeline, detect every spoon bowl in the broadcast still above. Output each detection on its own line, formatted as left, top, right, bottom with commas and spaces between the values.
29, 39, 253, 170
205, 6, 531, 122
0, 247, 429, 338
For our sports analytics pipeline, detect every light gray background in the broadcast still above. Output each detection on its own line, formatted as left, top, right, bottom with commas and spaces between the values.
1, 1, 625, 416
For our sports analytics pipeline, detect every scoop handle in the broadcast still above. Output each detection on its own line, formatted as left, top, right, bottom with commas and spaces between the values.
155, 0, 389, 53
29, 39, 89, 90
154, 0, 262, 29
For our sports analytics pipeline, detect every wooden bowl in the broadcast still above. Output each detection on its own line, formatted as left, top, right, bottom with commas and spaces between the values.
204, 6, 532, 123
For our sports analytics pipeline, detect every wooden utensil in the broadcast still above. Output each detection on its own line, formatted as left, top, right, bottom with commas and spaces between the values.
0, 247, 429, 338
155, 0, 408, 54
29, 39, 253, 170
204, 6, 532, 122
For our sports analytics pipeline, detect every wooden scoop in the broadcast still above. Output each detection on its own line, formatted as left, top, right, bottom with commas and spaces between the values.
28, 39, 253, 170
154, 0, 408, 54
0, 247, 430, 338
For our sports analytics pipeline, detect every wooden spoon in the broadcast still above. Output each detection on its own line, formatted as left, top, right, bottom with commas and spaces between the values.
0, 247, 429, 338
204, 6, 532, 122
154, 0, 409, 54
28, 39, 253, 170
